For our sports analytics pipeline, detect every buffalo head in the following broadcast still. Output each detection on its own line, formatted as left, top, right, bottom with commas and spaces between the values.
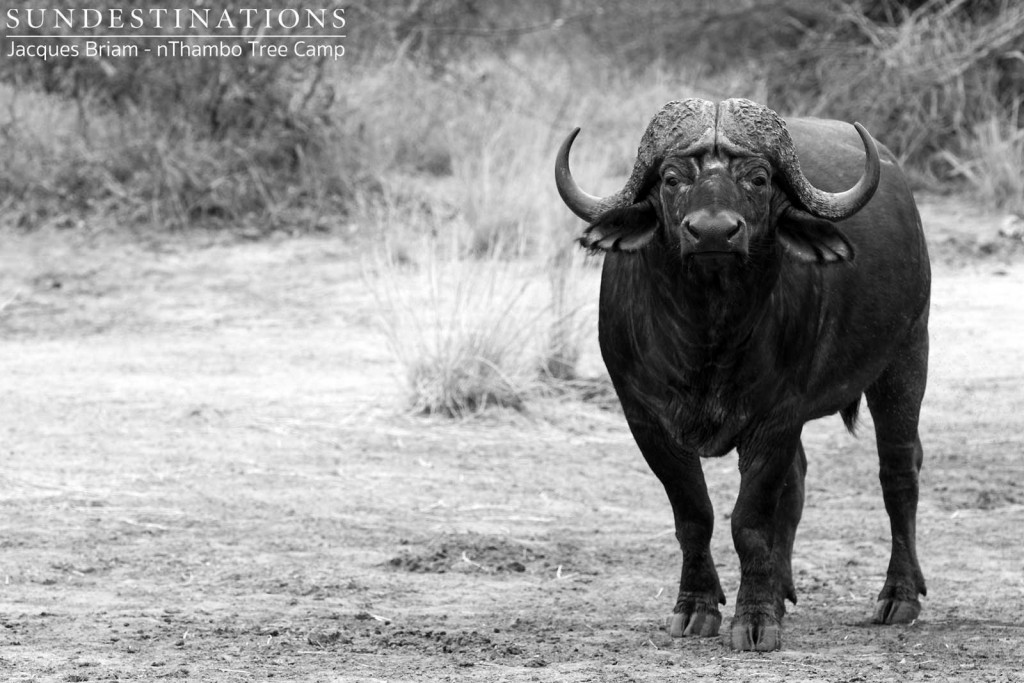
555, 99, 880, 264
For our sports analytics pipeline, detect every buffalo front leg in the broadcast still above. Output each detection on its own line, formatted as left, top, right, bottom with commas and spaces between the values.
772, 441, 807, 610
627, 421, 726, 638
730, 432, 805, 651
866, 322, 929, 624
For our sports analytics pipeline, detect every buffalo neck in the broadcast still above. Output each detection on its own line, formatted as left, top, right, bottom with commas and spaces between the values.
599, 245, 794, 454
635, 245, 781, 358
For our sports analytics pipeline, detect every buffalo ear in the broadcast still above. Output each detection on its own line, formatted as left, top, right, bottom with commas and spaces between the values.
579, 200, 658, 253
777, 207, 855, 263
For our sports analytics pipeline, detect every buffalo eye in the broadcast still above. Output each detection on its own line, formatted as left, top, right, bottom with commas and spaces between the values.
743, 171, 769, 190
661, 169, 688, 190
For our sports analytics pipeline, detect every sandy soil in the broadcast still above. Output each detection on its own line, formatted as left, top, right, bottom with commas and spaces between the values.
1, 198, 1023, 682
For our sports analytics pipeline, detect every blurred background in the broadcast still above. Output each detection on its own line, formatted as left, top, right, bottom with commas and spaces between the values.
3, 0, 1022, 235
2, 0, 1023, 413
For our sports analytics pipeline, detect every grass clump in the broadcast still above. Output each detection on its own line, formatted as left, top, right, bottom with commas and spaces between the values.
369, 238, 610, 418
939, 112, 1024, 214
372, 250, 545, 418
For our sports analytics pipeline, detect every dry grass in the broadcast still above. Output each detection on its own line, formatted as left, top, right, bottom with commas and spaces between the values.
771, 0, 1024, 170
938, 111, 1024, 214
0, 47, 347, 233
370, 249, 545, 417
368, 240, 616, 418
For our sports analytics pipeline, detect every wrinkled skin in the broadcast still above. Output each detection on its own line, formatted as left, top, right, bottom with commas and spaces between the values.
556, 100, 930, 651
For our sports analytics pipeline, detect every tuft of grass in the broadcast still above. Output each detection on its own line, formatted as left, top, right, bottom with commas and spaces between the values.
367, 221, 607, 418
371, 246, 546, 418
938, 111, 1024, 214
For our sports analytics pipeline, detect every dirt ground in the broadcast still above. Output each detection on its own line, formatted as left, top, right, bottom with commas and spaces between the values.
1, 196, 1023, 682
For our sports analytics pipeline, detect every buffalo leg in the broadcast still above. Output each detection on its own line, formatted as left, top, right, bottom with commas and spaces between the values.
625, 419, 726, 638
772, 440, 807, 610
730, 431, 803, 651
865, 321, 928, 624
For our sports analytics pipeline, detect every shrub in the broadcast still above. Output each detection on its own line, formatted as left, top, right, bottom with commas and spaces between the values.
0, 0, 352, 231
763, 0, 1024, 172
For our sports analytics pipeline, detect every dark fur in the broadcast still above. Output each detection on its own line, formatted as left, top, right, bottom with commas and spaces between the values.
587, 117, 931, 650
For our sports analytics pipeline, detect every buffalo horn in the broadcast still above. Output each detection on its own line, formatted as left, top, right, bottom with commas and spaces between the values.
784, 122, 881, 221
718, 98, 881, 222
555, 128, 602, 222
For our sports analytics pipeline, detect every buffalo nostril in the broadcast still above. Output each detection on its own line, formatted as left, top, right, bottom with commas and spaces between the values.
681, 210, 747, 253
685, 217, 743, 243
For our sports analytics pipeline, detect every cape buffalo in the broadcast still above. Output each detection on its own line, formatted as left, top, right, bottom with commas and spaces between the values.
554, 99, 930, 651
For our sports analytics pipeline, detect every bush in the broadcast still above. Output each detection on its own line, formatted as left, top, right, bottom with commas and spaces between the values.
0, 0, 353, 231
762, 0, 1024, 176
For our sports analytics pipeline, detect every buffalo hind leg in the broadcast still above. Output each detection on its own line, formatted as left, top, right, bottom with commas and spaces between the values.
730, 431, 805, 651
865, 320, 928, 624
625, 419, 726, 638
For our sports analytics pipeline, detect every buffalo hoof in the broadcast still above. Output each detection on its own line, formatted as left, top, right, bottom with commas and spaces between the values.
729, 614, 782, 651
668, 608, 722, 638
873, 598, 920, 624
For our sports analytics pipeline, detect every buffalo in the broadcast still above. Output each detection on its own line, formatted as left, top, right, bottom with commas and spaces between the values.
555, 98, 930, 651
